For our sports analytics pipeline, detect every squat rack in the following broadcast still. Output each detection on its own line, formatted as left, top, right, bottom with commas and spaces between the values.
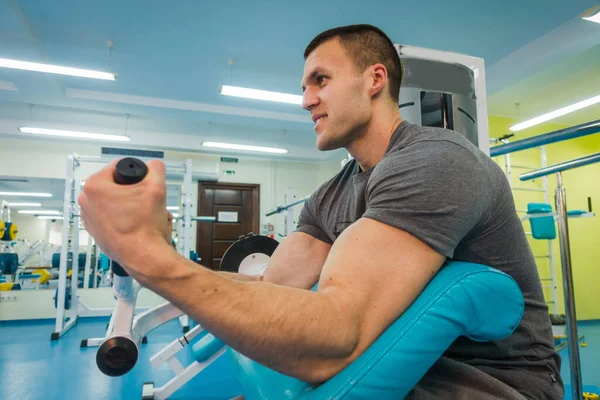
52, 152, 194, 340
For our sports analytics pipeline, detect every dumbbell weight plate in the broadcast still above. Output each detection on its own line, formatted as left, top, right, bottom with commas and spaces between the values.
2, 222, 18, 241
220, 234, 278, 273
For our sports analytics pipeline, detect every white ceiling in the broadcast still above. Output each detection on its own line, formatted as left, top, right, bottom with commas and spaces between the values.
487, 20, 600, 130
0, 1, 599, 160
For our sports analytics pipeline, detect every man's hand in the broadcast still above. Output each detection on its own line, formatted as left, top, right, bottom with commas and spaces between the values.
78, 159, 175, 281
165, 211, 174, 245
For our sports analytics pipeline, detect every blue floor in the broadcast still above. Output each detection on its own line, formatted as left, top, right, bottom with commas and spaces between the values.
0, 318, 242, 399
559, 321, 600, 399
1, 318, 599, 399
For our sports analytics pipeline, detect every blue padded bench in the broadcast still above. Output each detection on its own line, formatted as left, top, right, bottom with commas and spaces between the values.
191, 261, 524, 399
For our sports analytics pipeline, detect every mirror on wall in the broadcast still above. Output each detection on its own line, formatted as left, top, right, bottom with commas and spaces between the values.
0, 175, 183, 292
0, 175, 66, 291
0, 176, 64, 290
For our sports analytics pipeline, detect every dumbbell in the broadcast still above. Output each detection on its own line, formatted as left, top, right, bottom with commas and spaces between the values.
96, 157, 148, 377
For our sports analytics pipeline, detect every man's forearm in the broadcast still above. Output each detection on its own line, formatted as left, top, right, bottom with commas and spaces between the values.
140, 249, 359, 383
218, 270, 263, 282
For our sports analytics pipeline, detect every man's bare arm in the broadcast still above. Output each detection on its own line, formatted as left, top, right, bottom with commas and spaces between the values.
132, 218, 444, 383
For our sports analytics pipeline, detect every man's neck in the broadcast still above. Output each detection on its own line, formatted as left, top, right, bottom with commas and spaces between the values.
348, 110, 402, 171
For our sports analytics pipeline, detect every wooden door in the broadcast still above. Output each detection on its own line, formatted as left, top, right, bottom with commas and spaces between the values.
197, 182, 260, 270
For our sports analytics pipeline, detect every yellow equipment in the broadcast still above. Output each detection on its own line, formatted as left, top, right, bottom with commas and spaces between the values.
0, 282, 18, 291
1, 222, 18, 241
554, 335, 567, 339
32, 269, 51, 285
0, 220, 5, 239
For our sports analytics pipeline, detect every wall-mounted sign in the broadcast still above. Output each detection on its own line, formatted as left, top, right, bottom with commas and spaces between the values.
218, 211, 238, 222
102, 147, 164, 159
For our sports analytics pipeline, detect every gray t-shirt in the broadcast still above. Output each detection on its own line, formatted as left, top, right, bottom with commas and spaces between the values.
296, 121, 563, 400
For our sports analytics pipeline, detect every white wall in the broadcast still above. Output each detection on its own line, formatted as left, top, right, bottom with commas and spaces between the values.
9, 213, 48, 243
46, 219, 90, 250
0, 287, 166, 321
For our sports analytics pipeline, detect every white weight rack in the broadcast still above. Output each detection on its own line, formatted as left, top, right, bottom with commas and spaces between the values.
51, 152, 194, 341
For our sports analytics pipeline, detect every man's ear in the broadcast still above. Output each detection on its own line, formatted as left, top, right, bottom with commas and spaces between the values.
368, 63, 388, 98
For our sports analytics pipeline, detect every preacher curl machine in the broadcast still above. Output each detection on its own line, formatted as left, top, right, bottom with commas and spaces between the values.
95, 158, 277, 382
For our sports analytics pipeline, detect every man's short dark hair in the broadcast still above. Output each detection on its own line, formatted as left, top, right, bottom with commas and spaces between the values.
304, 24, 403, 103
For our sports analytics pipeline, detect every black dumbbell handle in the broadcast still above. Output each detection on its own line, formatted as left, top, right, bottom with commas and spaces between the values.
111, 158, 148, 277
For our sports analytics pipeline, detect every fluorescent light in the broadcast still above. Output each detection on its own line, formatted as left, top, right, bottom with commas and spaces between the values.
172, 213, 180, 218
510, 94, 600, 132
0, 58, 115, 80
0, 81, 18, 91
167, 206, 179, 211
19, 127, 130, 142
0, 192, 52, 197
18, 210, 60, 215
583, 9, 600, 23
8, 203, 42, 207
221, 85, 302, 105
203, 141, 288, 154
38, 216, 63, 220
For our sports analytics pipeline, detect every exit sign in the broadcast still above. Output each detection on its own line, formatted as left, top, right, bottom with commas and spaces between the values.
221, 157, 238, 163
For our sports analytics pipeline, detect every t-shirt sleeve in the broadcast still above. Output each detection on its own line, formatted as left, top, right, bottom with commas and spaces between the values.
295, 192, 333, 245
362, 140, 491, 258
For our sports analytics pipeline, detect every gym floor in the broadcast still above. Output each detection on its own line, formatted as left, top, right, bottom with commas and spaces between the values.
1, 319, 599, 400
0, 318, 241, 399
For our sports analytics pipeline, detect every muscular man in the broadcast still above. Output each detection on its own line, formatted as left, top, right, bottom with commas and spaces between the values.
79, 24, 563, 399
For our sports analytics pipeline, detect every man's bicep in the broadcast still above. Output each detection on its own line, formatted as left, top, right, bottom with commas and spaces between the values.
318, 218, 446, 358
263, 232, 331, 289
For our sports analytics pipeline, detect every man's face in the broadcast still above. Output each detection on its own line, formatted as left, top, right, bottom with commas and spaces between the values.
301, 39, 372, 151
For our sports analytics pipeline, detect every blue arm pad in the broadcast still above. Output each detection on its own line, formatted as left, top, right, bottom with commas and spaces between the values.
18, 274, 41, 279
227, 261, 524, 400
192, 331, 226, 363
